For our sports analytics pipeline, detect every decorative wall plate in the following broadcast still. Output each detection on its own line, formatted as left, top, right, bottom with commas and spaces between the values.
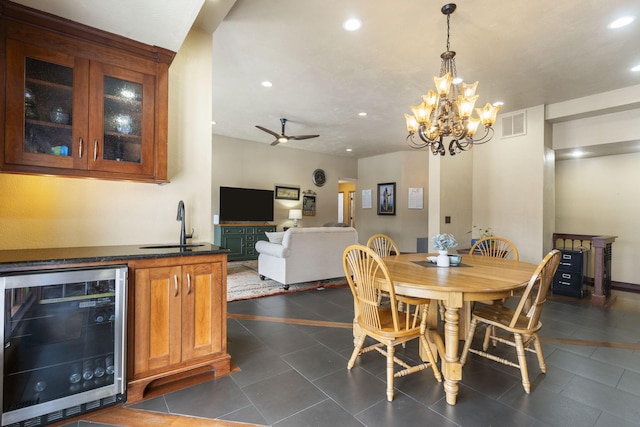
312, 168, 326, 187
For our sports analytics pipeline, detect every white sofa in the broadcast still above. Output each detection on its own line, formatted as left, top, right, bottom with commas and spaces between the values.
254, 226, 358, 289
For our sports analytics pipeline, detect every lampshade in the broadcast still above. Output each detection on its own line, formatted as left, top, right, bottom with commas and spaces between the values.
289, 209, 302, 220
289, 209, 302, 227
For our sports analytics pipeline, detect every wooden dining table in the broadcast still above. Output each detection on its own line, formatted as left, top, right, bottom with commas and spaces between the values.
379, 253, 539, 405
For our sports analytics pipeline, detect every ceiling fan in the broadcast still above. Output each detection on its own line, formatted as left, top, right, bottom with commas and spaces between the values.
255, 118, 319, 146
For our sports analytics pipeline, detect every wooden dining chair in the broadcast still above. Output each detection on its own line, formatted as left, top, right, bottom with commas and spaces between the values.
469, 236, 519, 260
468, 236, 520, 320
366, 234, 429, 319
460, 249, 561, 393
366, 234, 400, 258
342, 244, 442, 401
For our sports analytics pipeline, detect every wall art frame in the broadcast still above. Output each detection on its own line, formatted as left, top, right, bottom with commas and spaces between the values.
377, 182, 396, 215
275, 185, 300, 200
303, 195, 316, 216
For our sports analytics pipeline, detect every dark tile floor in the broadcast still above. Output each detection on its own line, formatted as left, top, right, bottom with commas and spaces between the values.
66, 287, 640, 426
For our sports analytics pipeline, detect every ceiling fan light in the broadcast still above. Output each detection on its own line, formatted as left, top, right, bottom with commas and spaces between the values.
278, 136, 288, 143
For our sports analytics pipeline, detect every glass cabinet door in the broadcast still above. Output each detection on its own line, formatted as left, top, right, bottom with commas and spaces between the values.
4, 40, 87, 170
89, 62, 155, 176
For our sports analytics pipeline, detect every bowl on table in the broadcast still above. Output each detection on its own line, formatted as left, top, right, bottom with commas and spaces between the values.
448, 254, 462, 266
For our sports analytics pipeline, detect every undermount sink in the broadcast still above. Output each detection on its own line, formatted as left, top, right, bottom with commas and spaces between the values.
139, 244, 206, 249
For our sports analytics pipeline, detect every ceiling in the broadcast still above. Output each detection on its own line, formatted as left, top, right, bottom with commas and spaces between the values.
11, 0, 640, 159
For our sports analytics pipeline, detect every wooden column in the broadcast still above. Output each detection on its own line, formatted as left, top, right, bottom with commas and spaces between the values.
591, 235, 617, 307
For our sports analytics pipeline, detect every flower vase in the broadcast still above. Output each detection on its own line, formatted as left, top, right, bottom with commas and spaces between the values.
437, 250, 450, 267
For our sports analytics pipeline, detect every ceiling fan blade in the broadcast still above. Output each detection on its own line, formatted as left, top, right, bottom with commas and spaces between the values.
289, 135, 320, 141
270, 139, 281, 146
255, 125, 281, 139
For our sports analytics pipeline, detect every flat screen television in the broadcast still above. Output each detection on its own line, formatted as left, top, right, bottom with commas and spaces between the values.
219, 186, 274, 222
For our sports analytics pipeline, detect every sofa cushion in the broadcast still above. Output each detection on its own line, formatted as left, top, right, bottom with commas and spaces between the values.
265, 231, 285, 243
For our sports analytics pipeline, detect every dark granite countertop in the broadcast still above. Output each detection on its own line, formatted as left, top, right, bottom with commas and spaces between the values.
0, 243, 230, 271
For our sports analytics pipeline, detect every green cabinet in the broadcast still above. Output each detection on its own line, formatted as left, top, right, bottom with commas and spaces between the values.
214, 224, 276, 261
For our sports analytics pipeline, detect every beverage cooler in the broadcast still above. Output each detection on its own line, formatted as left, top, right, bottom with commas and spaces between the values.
1, 266, 127, 426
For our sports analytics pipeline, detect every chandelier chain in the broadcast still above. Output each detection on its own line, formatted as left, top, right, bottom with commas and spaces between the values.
446, 13, 451, 52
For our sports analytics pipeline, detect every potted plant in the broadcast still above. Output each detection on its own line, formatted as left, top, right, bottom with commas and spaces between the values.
471, 226, 493, 248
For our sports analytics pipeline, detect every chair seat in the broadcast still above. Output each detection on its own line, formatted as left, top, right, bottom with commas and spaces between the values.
472, 304, 542, 334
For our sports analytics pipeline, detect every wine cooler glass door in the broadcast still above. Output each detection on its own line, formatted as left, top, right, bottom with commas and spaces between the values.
1, 266, 127, 426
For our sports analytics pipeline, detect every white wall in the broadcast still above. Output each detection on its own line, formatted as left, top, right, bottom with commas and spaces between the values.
211, 135, 358, 234
0, 28, 214, 250
356, 151, 430, 252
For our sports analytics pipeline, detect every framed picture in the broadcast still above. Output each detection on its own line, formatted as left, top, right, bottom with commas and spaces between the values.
303, 195, 316, 216
377, 182, 396, 215
275, 185, 300, 200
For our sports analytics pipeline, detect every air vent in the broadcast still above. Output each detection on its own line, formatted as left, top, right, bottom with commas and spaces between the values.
501, 111, 527, 138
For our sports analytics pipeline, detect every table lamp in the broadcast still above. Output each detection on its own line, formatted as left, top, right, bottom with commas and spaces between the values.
289, 209, 302, 227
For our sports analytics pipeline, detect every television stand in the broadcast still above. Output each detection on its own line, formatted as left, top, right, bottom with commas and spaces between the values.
214, 224, 276, 261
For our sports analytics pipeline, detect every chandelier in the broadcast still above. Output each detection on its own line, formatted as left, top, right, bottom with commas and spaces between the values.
404, 3, 501, 156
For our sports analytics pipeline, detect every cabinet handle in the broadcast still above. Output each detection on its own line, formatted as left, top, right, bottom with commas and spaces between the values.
78, 137, 83, 159
93, 139, 98, 162
187, 273, 192, 295
174, 274, 179, 297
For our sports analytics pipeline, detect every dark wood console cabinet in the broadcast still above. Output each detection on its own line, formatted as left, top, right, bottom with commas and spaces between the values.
1, 0, 174, 183
214, 224, 276, 261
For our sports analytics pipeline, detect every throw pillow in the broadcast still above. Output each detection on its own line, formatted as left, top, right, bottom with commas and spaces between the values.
265, 231, 285, 244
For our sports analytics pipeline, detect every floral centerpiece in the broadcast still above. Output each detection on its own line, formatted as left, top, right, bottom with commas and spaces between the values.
433, 233, 458, 267
433, 233, 458, 251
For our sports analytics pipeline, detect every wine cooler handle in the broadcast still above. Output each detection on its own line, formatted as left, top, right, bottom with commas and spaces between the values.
93, 139, 98, 162
174, 274, 179, 297
187, 273, 192, 295
78, 137, 83, 159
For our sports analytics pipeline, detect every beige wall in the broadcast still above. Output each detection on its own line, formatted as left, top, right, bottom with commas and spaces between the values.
428, 150, 473, 250
210, 135, 358, 234
555, 153, 639, 284
472, 105, 550, 263
0, 28, 214, 250
356, 151, 430, 252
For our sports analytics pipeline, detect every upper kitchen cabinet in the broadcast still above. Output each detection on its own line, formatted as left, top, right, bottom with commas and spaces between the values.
0, 0, 175, 183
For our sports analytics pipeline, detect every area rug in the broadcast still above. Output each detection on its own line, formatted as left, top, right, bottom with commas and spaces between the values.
227, 260, 348, 302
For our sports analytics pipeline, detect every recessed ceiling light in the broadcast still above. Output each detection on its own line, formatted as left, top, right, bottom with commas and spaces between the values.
632, 64, 640, 72
261, 81, 273, 87
346, 148, 353, 152
608, 16, 635, 29
358, 112, 367, 117
343, 18, 362, 31
211, 121, 216, 125
493, 101, 504, 107
571, 149, 584, 158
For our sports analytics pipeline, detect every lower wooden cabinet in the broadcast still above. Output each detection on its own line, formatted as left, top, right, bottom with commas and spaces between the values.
127, 254, 230, 401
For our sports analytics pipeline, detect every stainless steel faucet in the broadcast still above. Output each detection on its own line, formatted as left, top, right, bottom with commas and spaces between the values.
176, 200, 194, 245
